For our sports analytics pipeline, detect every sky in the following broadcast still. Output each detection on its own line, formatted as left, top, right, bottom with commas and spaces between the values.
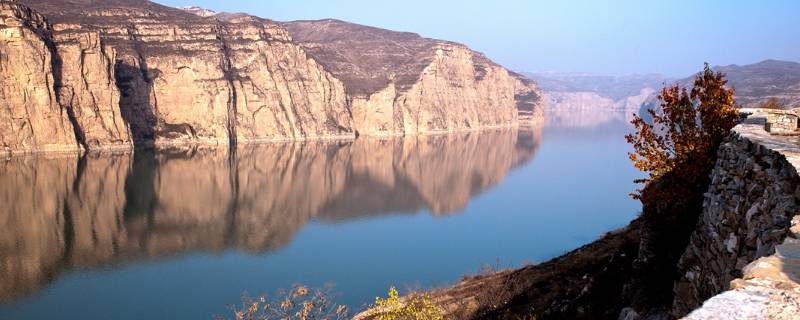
157, 0, 800, 77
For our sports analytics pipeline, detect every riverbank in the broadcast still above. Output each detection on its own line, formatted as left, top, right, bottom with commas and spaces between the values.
362, 112, 800, 319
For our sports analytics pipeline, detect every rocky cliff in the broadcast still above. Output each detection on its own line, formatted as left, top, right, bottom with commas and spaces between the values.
0, 0, 543, 154
283, 19, 543, 136
0, 1, 79, 154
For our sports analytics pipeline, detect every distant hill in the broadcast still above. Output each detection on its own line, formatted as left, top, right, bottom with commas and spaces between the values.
525, 73, 669, 101
529, 60, 800, 112
522, 72, 669, 128
685, 60, 800, 109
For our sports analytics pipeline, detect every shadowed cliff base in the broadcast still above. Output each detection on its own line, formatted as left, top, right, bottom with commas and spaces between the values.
0, 127, 540, 302
115, 61, 157, 147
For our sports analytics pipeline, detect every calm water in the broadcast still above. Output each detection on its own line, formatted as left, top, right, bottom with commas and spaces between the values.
0, 115, 642, 320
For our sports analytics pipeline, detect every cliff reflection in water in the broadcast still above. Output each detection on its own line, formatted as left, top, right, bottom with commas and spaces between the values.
0, 128, 540, 302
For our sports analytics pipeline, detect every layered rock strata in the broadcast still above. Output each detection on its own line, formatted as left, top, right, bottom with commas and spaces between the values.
0, 1, 78, 154
1, 0, 543, 154
284, 19, 544, 136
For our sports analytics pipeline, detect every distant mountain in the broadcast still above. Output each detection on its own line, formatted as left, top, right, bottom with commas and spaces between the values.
633, 59, 800, 120
530, 60, 800, 130
525, 73, 669, 101
684, 60, 800, 109
522, 72, 669, 128
178, 5, 216, 17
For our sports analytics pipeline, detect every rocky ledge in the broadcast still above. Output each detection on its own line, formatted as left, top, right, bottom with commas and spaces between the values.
0, 0, 543, 155
678, 113, 800, 319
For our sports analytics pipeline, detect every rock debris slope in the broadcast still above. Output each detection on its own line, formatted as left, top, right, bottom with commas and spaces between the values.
0, 0, 543, 154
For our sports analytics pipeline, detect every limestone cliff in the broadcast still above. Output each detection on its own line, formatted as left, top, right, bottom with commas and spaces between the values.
284, 19, 544, 136
22, 0, 354, 147
53, 28, 131, 149
0, 1, 78, 154
1, 0, 543, 154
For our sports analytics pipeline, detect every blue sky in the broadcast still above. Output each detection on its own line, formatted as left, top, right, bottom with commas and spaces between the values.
158, 0, 800, 77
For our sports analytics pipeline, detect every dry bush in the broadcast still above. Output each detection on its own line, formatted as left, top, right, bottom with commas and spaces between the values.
218, 285, 348, 320
362, 287, 445, 320
759, 97, 782, 109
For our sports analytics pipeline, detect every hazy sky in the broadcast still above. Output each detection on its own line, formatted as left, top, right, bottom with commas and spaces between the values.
158, 0, 800, 77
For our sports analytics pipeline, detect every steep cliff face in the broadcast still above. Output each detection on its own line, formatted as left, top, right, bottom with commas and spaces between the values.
284, 19, 544, 136
0, 1, 78, 154
219, 15, 353, 142
23, 0, 354, 146
2, 1, 541, 153
53, 29, 131, 149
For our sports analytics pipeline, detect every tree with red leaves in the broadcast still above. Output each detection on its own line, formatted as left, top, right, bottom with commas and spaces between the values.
626, 64, 739, 200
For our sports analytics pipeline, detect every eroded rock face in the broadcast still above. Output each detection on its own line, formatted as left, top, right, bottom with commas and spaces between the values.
284, 19, 544, 136
2, 1, 542, 153
0, 1, 78, 154
220, 16, 353, 142
54, 29, 131, 149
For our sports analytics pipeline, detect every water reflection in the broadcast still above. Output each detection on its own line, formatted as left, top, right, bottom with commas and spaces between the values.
0, 128, 540, 302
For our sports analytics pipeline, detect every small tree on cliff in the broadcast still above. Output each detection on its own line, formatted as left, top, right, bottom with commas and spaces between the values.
626, 64, 739, 200
759, 97, 782, 109
622, 64, 739, 311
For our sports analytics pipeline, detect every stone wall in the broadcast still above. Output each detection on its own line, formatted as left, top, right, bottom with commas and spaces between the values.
765, 111, 799, 135
673, 114, 800, 318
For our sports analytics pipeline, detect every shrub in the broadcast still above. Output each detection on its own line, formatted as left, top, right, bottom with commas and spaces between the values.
759, 97, 782, 109
626, 63, 739, 200
221, 285, 348, 320
364, 287, 446, 320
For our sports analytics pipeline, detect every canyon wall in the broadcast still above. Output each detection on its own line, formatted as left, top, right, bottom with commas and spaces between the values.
0, 1, 78, 153
284, 19, 544, 136
674, 115, 800, 318
0, 0, 543, 154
